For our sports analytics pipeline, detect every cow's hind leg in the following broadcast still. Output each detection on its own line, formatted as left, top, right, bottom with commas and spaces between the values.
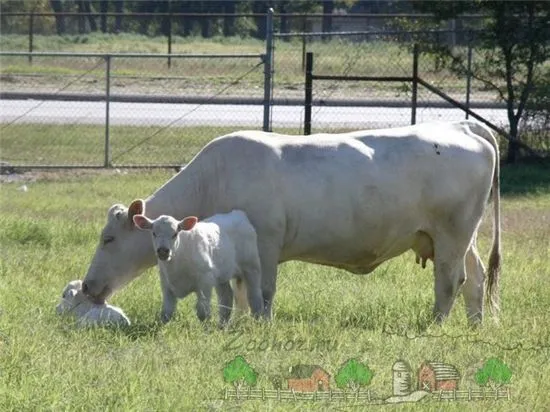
432, 232, 469, 324
462, 239, 486, 326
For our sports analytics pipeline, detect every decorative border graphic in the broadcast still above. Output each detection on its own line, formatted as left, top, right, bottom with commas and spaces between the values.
221, 356, 512, 404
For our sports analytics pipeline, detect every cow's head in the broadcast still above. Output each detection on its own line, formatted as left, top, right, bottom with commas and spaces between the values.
82, 199, 155, 304
133, 214, 198, 262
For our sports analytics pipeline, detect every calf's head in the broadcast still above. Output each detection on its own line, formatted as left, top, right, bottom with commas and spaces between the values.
133, 214, 198, 262
82, 199, 155, 304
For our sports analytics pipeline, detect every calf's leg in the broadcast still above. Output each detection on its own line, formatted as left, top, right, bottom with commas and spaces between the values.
159, 272, 178, 323
195, 288, 212, 322
215, 281, 234, 326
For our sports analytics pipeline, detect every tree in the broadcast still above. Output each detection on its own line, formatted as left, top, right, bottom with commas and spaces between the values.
406, 1, 550, 163
223, 356, 258, 390
474, 358, 512, 389
334, 359, 374, 391
99, 1, 124, 34
76, 1, 97, 33
49, 0, 65, 35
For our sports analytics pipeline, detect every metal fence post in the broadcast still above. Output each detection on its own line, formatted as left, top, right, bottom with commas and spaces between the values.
104, 55, 111, 168
411, 43, 419, 125
263, 8, 274, 132
465, 39, 473, 119
301, 15, 307, 72
304, 52, 313, 135
28, 11, 34, 64
167, 9, 172, 68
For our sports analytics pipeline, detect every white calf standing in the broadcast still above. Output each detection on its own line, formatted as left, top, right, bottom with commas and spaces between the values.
133, 210, 263, 326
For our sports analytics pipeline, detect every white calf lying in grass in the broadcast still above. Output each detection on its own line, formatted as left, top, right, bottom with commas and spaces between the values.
56, 280, 131, 328
133, 210, 263, 326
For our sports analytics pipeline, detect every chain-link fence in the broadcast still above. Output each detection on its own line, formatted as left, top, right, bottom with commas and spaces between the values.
0, 51, 266, 167
271, 28, 510, 135
1, 11, 547, 167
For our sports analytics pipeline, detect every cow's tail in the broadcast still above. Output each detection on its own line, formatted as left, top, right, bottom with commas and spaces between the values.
467, 121, 501, 316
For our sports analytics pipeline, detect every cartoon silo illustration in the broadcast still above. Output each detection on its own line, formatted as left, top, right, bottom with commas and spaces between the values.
392, 360, 413, 396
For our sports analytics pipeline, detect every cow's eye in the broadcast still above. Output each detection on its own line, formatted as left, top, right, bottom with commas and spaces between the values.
152, 232, 158, 238
103, 236, 115, 245
172, 233, 178, 239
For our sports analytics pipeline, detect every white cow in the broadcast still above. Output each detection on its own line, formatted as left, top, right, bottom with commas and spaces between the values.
82, 120, 501, 325
56, 280, 131, 327
132, 210, 264, 326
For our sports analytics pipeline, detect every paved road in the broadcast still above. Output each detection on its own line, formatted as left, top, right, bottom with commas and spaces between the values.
0, 99, 508, 130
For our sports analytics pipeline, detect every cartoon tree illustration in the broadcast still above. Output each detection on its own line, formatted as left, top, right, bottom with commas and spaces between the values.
335, 359, 374, 392
475, 358, 512, 389
223, 356, 258, 390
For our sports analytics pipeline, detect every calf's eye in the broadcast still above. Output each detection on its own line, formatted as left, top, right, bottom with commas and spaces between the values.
103, 236, 115, 245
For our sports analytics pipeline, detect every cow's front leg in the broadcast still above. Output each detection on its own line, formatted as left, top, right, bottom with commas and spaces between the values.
159, 272, 178, 323
257, 238, 281, 320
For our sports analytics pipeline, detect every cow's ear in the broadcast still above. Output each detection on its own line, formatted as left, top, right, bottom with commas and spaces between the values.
178, 216, 198, 232
133, 214, 153, 231
128, 199, 145, 224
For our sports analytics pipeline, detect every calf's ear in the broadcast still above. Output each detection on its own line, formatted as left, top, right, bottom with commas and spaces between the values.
133, 214, 153, 230
128, 199, 145, 224
178, 216, 198, 232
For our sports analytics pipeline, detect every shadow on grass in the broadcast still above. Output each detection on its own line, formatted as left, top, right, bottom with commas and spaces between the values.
500, 161, 550, 196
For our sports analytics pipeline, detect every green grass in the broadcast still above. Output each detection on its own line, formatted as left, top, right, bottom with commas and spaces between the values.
0, 163, 549, 410
0, 33, 478, 99
0, 124, 241, 166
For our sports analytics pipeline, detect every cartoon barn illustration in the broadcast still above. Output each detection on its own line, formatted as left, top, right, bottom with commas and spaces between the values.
392, 360, 413, 396
417, 361, 460, 392
286, 364, 331, 392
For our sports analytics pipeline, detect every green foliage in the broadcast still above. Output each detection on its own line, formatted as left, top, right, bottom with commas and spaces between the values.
400, 1, 550, 162
475, 358, 513, 388
223, 356, 258, 388
334, 358, 374, 390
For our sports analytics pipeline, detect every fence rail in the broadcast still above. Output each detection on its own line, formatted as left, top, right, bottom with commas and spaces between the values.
223, 388, 379, 402
221, 387, 511, 402
435, 388, 511, 401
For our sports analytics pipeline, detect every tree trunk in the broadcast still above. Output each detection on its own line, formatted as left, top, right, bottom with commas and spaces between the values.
253, 1, 268, 40
322, 1, 334, 41
77, 1, 97, 33
158, 0, 170, 37
50, 0, 65, 35
114, 1, 123, 34
506, 116, 520, 163
280, 1, 289, 35
223, 1, 236, 37
100, 0, 108, 33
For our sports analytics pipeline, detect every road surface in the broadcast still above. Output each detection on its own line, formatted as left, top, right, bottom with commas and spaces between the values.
0, 99, 508, 130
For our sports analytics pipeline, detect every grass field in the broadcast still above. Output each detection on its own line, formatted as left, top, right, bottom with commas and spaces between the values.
0, 162, 549, 411
0, 124, 237, 167
0, 33, 484, 101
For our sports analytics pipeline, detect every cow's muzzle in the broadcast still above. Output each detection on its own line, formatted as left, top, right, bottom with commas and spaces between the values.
156, 247, 171, 261
81, 280, 110, 304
